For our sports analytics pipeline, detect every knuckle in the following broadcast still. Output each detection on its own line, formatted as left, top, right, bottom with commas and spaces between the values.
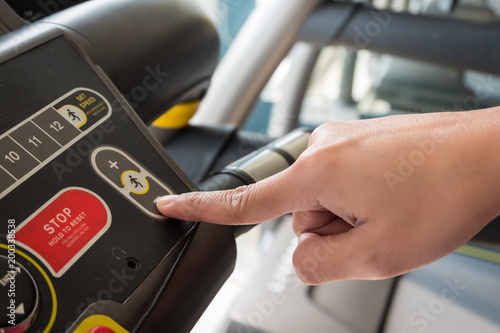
221, 186, 253, 223
176, 186, 256, 224
358, 248, 398, 280
309, 122, 342, 146
182, 192, 209, 211
308, 123, 327, 147
294, 145, 321, 168
177, 192, 216, 221
307, 148, 327, 166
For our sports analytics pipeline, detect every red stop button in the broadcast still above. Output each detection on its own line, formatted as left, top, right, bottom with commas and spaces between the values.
16, 187, 111, 277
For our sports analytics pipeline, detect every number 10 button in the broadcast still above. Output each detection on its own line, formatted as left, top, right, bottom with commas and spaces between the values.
0, 136, 39, 180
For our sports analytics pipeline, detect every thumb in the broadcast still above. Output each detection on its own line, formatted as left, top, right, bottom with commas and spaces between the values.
292, 226, 379, 284
156, 169, 311, 225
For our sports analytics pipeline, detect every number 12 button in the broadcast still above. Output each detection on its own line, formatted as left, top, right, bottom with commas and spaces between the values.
32, 107, 81, 146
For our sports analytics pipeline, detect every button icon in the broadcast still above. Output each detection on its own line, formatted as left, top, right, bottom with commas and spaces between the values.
58, 105, 87, 129
90, 146, 174, 219
121, 170, 149, 195
15, 303, 25, 315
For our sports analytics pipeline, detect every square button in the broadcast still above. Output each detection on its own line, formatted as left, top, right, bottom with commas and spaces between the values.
10, 121, 61, 162
32, 108, 81, 146
0, 136, 39, 179
0, 166, 15, 195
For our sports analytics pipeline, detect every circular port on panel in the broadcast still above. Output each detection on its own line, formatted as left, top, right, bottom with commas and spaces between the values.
126, 257, 140, 271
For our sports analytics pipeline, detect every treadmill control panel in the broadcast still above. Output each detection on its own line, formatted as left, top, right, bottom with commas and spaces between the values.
0, 34, 196, 332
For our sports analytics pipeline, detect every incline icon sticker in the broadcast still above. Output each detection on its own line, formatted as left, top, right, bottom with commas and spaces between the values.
16, 187, 112, 277
54, 89, 110, 132
57, 105, 87, 129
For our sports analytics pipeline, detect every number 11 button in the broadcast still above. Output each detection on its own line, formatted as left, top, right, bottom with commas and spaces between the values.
10, 122, 61, 162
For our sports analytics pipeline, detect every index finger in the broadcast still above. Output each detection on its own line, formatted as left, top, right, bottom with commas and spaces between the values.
156, 168, 316, 225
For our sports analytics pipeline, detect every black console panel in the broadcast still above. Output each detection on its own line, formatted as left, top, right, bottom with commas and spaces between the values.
0, 30, 235, 333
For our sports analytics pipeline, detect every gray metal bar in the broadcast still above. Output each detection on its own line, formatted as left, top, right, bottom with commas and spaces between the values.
338, 49, 357, 104
191, 0, 324, 127
267, 42, 321, 137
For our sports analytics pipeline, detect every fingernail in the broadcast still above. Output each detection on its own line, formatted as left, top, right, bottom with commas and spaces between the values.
155, 195, 179, 208
298, 233, 315, 245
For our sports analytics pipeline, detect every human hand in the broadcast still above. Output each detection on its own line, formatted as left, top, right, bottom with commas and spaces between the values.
156, 108, 500, 285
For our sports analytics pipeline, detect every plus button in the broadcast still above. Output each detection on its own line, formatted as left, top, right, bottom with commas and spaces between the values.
109, 161, 119, 169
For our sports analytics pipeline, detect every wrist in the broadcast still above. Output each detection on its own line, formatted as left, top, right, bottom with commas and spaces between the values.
455, 107, 500, 218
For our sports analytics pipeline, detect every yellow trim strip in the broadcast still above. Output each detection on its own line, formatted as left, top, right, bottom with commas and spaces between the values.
0, 244, 57, 333
152, 100, 201, 129
72, 314, 129, 333
456, 244, 500, 265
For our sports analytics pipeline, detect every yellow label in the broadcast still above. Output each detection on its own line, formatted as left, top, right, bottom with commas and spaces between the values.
152, 100, 201, 129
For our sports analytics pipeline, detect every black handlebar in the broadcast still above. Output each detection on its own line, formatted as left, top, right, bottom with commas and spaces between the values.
298, 2, 500, 75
